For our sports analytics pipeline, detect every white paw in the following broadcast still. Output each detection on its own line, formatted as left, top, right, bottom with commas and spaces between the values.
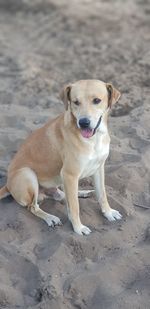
78, 190, 94, 198
103, 209, 122, 222
73, 224, 92, 235
38, 193, 48, 202
53, 189, 65, 201
45, 215, 62, 227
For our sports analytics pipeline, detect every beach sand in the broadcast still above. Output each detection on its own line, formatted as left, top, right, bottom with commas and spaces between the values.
0, 0, 149, 308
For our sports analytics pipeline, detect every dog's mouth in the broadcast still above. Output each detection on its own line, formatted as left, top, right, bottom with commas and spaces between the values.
80, 128, 94, 138
80, 116, 102, 139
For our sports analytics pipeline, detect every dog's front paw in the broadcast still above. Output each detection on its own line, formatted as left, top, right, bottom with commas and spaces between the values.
73, 224, 92, 235
103, 209, 122, 222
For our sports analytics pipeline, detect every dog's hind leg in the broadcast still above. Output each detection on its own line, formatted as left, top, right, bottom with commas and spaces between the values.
7, 168, 62, 227
38, 191, 49, 203
49, 188, 94, 201
78, 190, 94, 198
49, 187, 65, 201
30, 203, 62, 227
40, 187, 94, 203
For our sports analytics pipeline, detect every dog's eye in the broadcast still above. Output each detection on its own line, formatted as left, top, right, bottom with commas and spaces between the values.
74, 100, 80, 106
93, 98, 101, 104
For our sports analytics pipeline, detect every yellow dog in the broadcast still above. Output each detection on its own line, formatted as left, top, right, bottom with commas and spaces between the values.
0, 80, 122, 235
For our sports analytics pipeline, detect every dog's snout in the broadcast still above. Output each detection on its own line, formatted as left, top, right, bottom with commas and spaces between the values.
79, 118, 90, 128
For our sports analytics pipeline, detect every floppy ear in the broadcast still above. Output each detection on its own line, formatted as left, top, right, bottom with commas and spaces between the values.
106, 83, 121, 108
60, 84, 72, 110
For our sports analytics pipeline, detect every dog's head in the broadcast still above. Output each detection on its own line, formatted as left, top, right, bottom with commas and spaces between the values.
60, 80, 121, 138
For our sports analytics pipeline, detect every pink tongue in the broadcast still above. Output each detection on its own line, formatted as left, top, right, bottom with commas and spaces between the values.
81, 128, 94, 138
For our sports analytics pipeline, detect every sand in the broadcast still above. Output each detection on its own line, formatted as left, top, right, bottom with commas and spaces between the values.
0, 0, 150, 308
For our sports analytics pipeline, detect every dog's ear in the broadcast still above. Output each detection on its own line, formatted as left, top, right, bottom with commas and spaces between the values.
60, 84, 72, 110
106, 83, 121, 108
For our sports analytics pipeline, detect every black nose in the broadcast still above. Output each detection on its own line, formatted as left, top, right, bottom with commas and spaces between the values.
79, 118, 90, 128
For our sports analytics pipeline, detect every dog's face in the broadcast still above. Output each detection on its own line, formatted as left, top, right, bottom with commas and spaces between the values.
60, 80, 121, 138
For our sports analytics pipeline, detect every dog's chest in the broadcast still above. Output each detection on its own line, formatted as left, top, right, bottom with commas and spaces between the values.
80, 135, 110, 178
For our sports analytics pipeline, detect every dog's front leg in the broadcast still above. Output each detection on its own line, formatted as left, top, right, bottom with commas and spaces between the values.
61, 170, 91, 235
94, 163, 122, 221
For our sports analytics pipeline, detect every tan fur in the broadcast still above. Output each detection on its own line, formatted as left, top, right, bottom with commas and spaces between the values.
0, 80, 122, 235
0, 185, 10, 198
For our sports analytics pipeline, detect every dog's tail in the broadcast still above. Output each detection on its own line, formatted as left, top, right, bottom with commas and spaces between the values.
0, 185, 10, 199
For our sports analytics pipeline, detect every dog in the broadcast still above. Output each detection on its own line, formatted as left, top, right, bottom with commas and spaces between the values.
0, 80, 122, 235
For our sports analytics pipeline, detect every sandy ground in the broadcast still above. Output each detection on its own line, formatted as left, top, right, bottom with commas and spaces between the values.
0, 0, 150, 308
